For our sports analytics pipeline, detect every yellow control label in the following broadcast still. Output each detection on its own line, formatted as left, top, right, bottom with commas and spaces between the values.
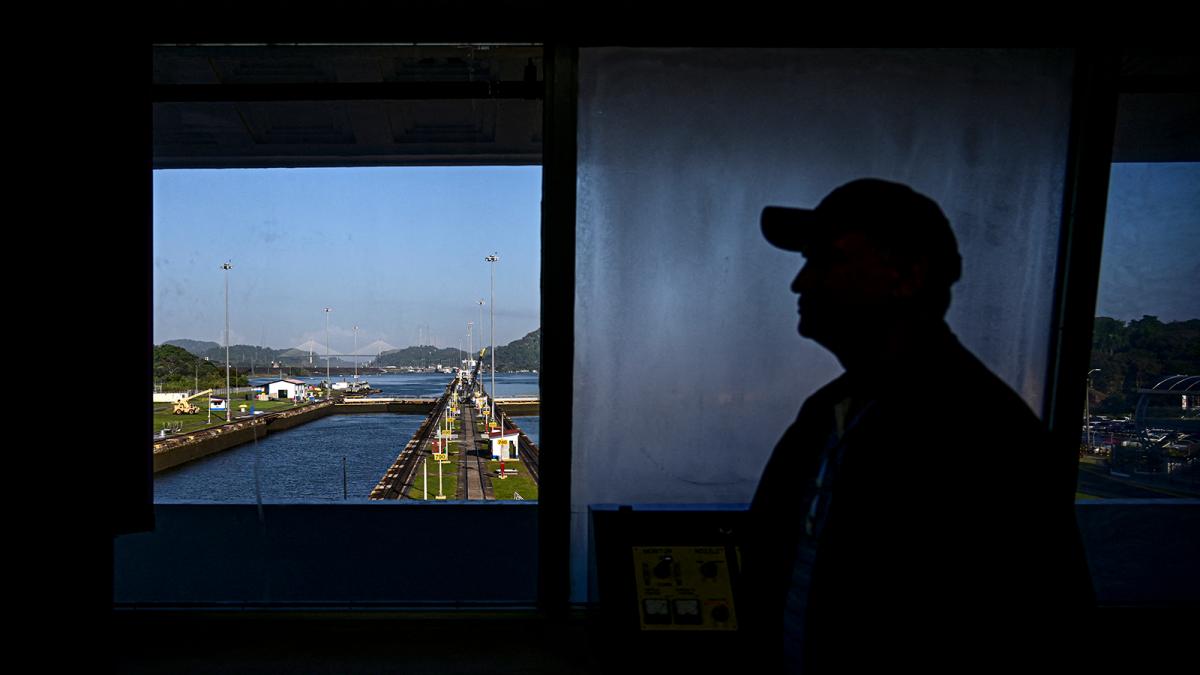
631, 546, 738, 631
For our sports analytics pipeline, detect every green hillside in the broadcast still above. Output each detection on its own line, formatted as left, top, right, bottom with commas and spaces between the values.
373, 345, 466, 369
1090, 316, 1200, 415
373, 328, 540, 372
493, 328, 540, 371
154, 344, 248, 391
164, 339, 220, 355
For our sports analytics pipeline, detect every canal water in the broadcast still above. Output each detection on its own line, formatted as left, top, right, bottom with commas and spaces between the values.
155, 372, 538, 503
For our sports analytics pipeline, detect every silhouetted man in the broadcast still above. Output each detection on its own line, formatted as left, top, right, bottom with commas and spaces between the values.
747, 179, 1092, 673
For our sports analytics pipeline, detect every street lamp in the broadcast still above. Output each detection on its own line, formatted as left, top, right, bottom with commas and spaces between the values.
324, 307, 332, 398
1086, 368, 1101, 454
485, 253, 499, 431
353, 324, 359, 381
477, 299, 484, 368
222, 261, 233, 421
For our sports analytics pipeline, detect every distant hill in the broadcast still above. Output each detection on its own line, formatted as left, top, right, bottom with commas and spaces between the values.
161, 339, 359, 368
493, 328, 540, 372
373, 345, 465, 369
372, 328, 540, 372
161, 331, 537, 371
153, 343, 247, 391
1090, 316, 1200, 415
165, 339, 220, 355
199, 344, 354, 368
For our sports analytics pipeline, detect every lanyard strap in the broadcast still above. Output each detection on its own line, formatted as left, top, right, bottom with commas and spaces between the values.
804, 399, 876, 539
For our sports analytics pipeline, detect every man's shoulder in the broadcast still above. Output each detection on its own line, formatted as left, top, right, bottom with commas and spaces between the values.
943, 340, 1041, 414
897, 336, 1045, 438
798, 373, 853, 413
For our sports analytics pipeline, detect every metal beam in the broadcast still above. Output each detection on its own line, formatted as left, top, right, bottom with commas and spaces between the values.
1043, 49, 1121, 486
538, 43, 577, 620
153, 81, 542, 103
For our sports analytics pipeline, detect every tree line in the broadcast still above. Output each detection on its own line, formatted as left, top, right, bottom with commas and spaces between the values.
1090, 316, 1199, 415
373, 328, 540, 371
154, 344, 250, 391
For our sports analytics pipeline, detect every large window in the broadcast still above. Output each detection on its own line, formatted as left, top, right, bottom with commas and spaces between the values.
151, 166, 541, 504
117, 44, 546, 608
122, 44, 1197, 616
1078, 161, 1199, 499
572, 47, 1076, 602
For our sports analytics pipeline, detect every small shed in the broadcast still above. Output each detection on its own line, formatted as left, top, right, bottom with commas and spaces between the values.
265, 378, 306, 400
489, 430, 520, 462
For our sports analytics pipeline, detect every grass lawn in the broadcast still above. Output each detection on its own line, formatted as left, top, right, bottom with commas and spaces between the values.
151, 397, 309, 435
406, 440, 463, 500
487, 459, 538, 501
407, 455, 458, 500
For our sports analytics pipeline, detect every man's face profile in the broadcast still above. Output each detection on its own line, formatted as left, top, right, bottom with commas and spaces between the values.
791, 231, 914, 347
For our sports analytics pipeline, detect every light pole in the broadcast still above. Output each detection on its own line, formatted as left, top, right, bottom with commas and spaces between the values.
353, 325, 359, 381
477, 300, 484, 357
485, 253, 499, 431
222, 261, 233, 421
324, 307, 332, 398
477, 299, 485, 393
204, 356, 211, 419
1086, 368, 1101, 454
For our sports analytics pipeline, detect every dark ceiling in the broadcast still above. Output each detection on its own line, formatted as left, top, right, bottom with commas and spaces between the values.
153, 44, 543, 168
152, 46, 1198, 168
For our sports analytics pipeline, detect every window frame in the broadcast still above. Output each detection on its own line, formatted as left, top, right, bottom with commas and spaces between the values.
120, 45, 1191, 617
120, 42, 557, 612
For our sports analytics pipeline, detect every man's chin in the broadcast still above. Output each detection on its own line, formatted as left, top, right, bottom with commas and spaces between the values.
799, 318, 836, 348
798, 318, 818, 339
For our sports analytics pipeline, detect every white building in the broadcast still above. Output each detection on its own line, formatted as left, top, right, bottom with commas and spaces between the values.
264, 378, 306, 400
489, 430, 520, 461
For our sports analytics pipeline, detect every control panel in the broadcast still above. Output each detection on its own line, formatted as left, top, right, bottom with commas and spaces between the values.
631, 545, 738, 631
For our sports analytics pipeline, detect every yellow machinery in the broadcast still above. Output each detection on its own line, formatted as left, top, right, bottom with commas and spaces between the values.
172, 389, 213, 415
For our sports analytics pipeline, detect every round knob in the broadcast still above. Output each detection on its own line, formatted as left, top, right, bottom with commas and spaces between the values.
700, 561, 719, 578
711, 605, 730, 622
653, 556, 673, 579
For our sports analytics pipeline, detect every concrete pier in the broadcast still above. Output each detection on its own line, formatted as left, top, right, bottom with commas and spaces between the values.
333, 398, 437, 414
368, 380, 458, 500
459, 403, 493, 500
153, 376, 537, 485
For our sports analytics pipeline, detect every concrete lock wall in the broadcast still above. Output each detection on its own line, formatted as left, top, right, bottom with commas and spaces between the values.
152, 400, 440, 473
334, 401, 437, 414
153, 403, 336, 473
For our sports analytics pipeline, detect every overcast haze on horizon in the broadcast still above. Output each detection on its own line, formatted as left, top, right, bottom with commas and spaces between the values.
153, 166, 541, 354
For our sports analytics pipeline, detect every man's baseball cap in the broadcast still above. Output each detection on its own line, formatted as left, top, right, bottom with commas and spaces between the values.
762, 178, 962, 286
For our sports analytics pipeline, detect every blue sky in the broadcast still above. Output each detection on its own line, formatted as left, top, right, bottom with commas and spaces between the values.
153, 162, 1196, 353
1096, 163, 1199, 323
153, 166, 541, 353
